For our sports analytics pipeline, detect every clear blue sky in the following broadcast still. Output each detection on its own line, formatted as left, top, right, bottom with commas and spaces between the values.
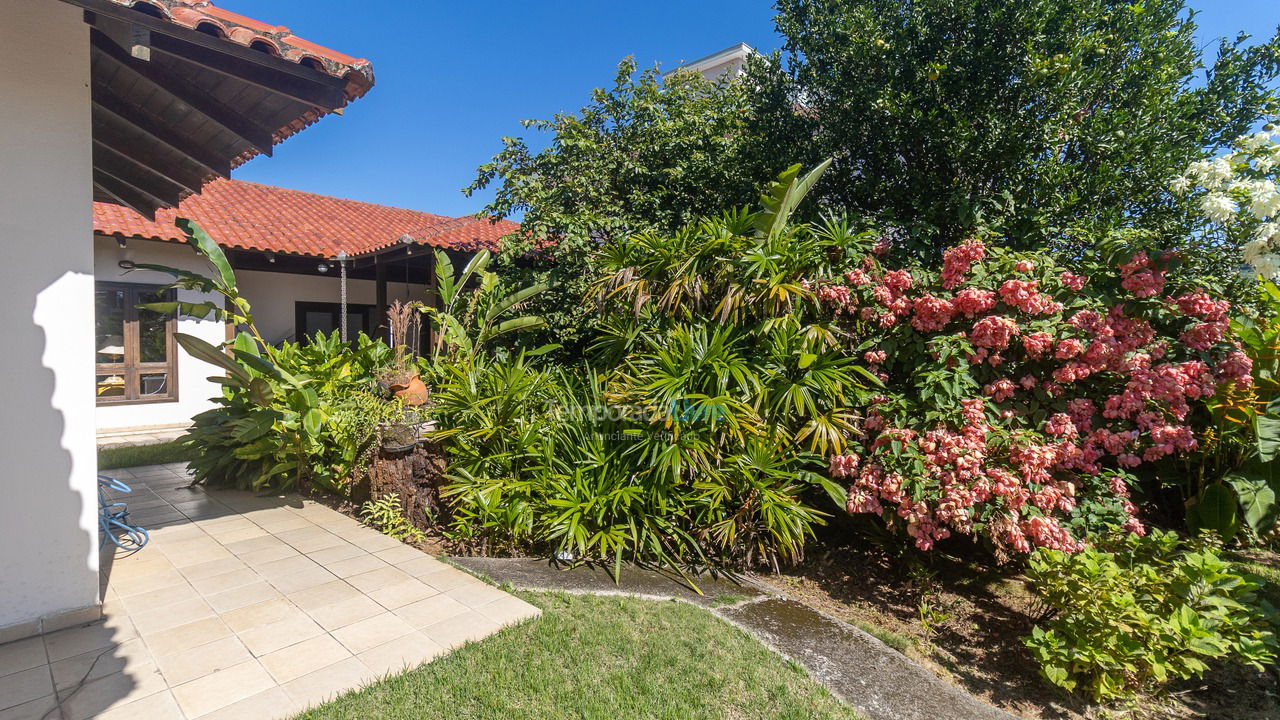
224, 0, 1280, 220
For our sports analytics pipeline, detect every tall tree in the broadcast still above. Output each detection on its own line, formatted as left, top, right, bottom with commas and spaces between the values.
466, 58, 789, 356
771, 0, 1280, 257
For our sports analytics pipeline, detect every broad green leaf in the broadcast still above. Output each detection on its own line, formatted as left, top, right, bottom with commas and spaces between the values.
1226, 458, 1280, 534
176, 218, 237, 292
302, 408, 323, 436
174, 332, 250, 384
1187, 483, 1240, 542
1259, 411, 1280, 462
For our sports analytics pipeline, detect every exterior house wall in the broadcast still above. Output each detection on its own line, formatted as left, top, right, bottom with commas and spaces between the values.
94, 238, 431, 432
0, 0, 100, 633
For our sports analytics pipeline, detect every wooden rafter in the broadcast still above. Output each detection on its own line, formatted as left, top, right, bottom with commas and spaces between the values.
92, 131, 206, 196
90, 28, 276, 156
94, 170, 158, 221
93, 141, 184, 208
91, 85, 231, 179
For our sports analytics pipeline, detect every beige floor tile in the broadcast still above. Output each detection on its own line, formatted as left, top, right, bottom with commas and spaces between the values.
368, 579, 438, 611
109, 568, 188, 599
394, 593, 471, 629
205, 580, 283, 614
420, 610, 502, 650
0, 637, 45, 678
325, 554, 387, 579
445, 581, 511, 609
195, 686, 301, 720
143, 616, 232, 658
356, 632, 444, 678
50, 637, 153, 692
286, 532, 346, 554
266, 566, 338, 594
372, 545, 426, 565
222, 535, 287, 556
104, 555, 175, 582
259, 634, 352, 684
129, 597, 215, 636
0, 667, 53, 712
280, 656, 374, 710
305, 542, 365, 566
344, 531, 405, 553
238, 545, 300, 567
345, 566, 413, 594
154, 635, 252, 686
220, 598, 296, 634
237, 614, 325, 657
330, 612, 415, 655
94, 688, 184, 720
305, 595, 386, 632
179, 556, 249, 581
285, 580, 363, 613
418, 567, 482, 592
168, 546, 237, 569
0, 693, 58, 720
171, 659, 275, 718
117, 581, 201, 617
58, 662, 168, 720
395, 555, 449, 578
189, 567, 260, 596
208, 526, 269, 546
255, 554, 321, 578
44, 621, 136, 663
477, 596, 542, 626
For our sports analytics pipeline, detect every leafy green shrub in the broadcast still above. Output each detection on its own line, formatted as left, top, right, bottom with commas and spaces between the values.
140, 219, 398, 494
360, 493, 426, 543
434, 165, 869, 570
1024, 531, 1279, 701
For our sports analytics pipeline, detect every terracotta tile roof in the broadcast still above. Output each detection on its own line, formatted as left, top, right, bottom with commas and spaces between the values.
111, 0, 376, 167
94, 178, 517, 257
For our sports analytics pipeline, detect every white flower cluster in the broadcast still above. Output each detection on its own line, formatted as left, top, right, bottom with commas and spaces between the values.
1172, 128, 1280, 280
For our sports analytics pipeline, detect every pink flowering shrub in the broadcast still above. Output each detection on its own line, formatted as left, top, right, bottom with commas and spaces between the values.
814, 237, 1250, 557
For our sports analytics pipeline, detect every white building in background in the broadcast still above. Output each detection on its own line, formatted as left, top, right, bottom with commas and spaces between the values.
665, 42, 757, 82
92, 179, 511, 438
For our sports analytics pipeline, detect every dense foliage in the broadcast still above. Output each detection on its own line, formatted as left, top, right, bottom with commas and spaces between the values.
465, 59, 789, 358
1025, 531, 1278, 701
815, 232, 1251, 554
434, 165, 874, 570
141, 220, 404, 494
769, 0, 1280, 254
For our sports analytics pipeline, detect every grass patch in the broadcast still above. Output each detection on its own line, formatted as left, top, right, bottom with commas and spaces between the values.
851, 619, 914, 654
98, 440, 193, 471
296, 591, 859, 720
711, 592, 752, 607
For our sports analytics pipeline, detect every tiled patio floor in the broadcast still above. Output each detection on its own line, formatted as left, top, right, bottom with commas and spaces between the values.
0, 464, 539, 720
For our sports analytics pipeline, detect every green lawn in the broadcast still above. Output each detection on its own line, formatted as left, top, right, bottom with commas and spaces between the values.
296, 591, 860, 720
98, 440, 193, 471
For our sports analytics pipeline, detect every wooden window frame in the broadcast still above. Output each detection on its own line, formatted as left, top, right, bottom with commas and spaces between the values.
95, 282, 179, 405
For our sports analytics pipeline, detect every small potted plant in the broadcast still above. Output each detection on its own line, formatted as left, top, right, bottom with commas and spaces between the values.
379, 301, 429, 406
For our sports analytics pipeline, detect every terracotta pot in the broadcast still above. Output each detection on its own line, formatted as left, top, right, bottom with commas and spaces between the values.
394, 375, 430, 406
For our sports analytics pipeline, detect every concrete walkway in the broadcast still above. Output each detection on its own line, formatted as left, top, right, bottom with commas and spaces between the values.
451, 557, 1017, 720
0, 465, 538, 720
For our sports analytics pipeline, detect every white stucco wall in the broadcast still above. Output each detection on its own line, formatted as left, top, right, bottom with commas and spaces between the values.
0, 0, 100, 631
94, 238, 431, 431
238, 265, 426, 345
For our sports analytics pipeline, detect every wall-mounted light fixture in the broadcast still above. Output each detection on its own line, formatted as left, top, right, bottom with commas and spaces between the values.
317, 262, 329, 273
116, 237, 128, 249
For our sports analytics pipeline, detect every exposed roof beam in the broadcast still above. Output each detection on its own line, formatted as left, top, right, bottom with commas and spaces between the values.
93, 130, 207, 196
90, 29, 276, 156
94, 171, 158, 221
67, 0, 352, 86
91, 84, 231, 178
93, 141, 184, 209
147, 33, 347, 111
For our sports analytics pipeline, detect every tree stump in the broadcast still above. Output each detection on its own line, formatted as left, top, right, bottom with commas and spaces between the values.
353, 439, 449, 532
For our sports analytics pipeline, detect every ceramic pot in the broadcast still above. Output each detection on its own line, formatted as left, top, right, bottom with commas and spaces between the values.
394, 375, 429, 406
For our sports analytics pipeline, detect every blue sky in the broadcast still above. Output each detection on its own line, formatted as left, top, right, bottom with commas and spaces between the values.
224, 0, 1279, 220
